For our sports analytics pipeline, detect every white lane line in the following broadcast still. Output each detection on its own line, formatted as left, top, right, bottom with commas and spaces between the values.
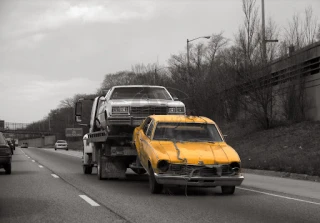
238, 187, 320, 206
32, 160, 35, 162
51, 174, 60, 178
38, 165, 44, 168
27, 156, 30, 159
79, 195, 100, 207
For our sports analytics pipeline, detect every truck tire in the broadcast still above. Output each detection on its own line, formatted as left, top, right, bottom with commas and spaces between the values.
97, 149, 105, 180
132, 168, 146, 175
221, 186, 235, 195
83, 165, 92, 174
149, 166, 163, 194
5, 163, 11, 175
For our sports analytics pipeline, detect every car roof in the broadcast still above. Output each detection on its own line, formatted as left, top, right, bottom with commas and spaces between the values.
149, 115, 215, 124
112, 85, 165, 89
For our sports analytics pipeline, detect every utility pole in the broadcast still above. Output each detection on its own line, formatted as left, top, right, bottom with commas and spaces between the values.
187, 39, 190, 76
261, 0, 267, 62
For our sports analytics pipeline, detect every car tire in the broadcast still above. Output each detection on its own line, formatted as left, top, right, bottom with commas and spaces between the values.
5, 163, 11, 175
149, 166, 163, 194
83, 165, 92, 174
66, 148, 68, 151
221, 186, 235, 195
132, 168, 147, 175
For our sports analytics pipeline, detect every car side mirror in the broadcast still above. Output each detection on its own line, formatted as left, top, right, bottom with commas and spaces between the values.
173, 97, 179, 101
223, 135, 227, 140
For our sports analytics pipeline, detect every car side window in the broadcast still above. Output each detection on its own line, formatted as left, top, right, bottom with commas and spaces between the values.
142, 118, 152, 134
146, 120, 155, 139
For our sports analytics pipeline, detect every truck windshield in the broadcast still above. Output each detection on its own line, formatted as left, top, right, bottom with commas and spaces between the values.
153, 122, 223, 142
110, 87, 172, 100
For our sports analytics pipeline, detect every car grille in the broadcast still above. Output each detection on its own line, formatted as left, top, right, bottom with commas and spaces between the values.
130, 106, 167, 117
169, 164, 232, 176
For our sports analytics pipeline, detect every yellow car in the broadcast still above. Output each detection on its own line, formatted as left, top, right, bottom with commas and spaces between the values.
133, 115, 244, 194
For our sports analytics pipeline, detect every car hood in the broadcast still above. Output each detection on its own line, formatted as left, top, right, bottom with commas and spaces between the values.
109, 99, 184, 107
151, 141, 240, 165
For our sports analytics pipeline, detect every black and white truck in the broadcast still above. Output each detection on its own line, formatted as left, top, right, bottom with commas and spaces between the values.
75, 85, 185, 179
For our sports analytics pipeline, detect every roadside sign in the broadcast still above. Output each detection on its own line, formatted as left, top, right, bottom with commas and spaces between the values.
65, 128, 83, 137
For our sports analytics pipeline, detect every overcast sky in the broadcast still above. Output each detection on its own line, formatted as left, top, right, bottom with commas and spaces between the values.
0, 0, 319, 123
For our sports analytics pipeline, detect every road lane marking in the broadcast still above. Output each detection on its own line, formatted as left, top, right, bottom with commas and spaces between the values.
32, 160, 35, 162
238, 187, 320, 206
38, 165, 44, 168
79, 195, 100, 206
51, 174, 59, 178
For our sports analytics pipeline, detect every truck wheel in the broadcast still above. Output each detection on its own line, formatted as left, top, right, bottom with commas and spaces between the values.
221, 186, 235, 195
97, 149, 105, 180
132, 168, 146, 175
83, 165, 92, 174
5, 163, 11, 175
149, 166, 162, 194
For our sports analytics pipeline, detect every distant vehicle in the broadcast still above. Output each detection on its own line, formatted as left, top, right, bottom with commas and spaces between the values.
0, 132, 12, 174
133, 115, 244, 194
54, 140, 68, 151
14, 139, 18, 147
21, 142, 28, 148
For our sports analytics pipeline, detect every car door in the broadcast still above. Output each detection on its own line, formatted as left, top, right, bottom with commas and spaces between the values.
140, 119, 155, 168
135, 117, 151, 156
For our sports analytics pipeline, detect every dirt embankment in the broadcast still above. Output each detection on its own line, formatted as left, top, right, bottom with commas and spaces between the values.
222, 121, 320, 177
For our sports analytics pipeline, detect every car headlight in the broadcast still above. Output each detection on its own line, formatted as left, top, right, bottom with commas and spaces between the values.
112, 106, 129, 114
168, 107, 176, 113
176, 107, 185, 113
168, 107, 185, 113
157, 160, 169, 172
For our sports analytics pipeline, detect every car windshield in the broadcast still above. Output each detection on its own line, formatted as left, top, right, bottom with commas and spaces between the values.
57, 140, 67, 143
153, 122, 223, 142
110, 87, 172, 100
0, 133, 7, 145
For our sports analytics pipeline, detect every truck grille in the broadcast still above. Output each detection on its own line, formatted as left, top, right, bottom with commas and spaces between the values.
131, 106, 167, 117
169, 164, 232, 176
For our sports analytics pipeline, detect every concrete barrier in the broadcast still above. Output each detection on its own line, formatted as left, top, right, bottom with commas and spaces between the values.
20, 135, 56, 148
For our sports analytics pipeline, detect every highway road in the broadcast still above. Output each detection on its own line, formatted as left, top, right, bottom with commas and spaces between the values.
1, 147, 320, 223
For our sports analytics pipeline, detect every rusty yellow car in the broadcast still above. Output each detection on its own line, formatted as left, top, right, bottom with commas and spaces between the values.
133, 115, 244, 194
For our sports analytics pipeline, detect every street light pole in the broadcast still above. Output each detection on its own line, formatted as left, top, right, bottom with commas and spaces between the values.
186, 36, 210, 76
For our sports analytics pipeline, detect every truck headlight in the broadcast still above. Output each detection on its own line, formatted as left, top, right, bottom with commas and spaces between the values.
112, 106, 129, 114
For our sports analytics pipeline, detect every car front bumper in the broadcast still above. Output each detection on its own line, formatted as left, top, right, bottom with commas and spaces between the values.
107, 116, 145, 126
154, 173, 244, 187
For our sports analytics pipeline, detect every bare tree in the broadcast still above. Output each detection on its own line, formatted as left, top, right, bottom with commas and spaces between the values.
304, 6, 318, 45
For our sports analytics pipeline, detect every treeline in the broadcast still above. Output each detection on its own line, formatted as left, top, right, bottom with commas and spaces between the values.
26, 0, 320, 136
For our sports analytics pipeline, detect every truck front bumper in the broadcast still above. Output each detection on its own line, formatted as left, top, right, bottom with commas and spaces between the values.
154, 173, 244, 187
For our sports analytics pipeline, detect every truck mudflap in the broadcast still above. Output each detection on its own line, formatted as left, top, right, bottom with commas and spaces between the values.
99, 156, 127, 179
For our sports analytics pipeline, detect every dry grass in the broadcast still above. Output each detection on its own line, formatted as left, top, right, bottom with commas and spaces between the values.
224, 121, 320, 176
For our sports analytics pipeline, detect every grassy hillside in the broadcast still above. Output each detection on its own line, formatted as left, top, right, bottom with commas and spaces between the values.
223, 121, 320, 176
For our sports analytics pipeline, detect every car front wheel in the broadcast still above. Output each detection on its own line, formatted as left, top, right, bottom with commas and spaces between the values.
5, 163, 11, 175
221, 186, 235, 195
149, 166, 163, 194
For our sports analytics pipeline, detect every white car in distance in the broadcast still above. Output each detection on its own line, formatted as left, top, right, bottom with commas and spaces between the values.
54, 140, 68, 151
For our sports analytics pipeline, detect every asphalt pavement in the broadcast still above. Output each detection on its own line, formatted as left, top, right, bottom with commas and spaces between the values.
1, 147, 320, 223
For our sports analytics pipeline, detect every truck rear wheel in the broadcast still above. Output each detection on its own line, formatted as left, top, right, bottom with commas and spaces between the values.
83, 165, 92, 174
97, 149, 105, 180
